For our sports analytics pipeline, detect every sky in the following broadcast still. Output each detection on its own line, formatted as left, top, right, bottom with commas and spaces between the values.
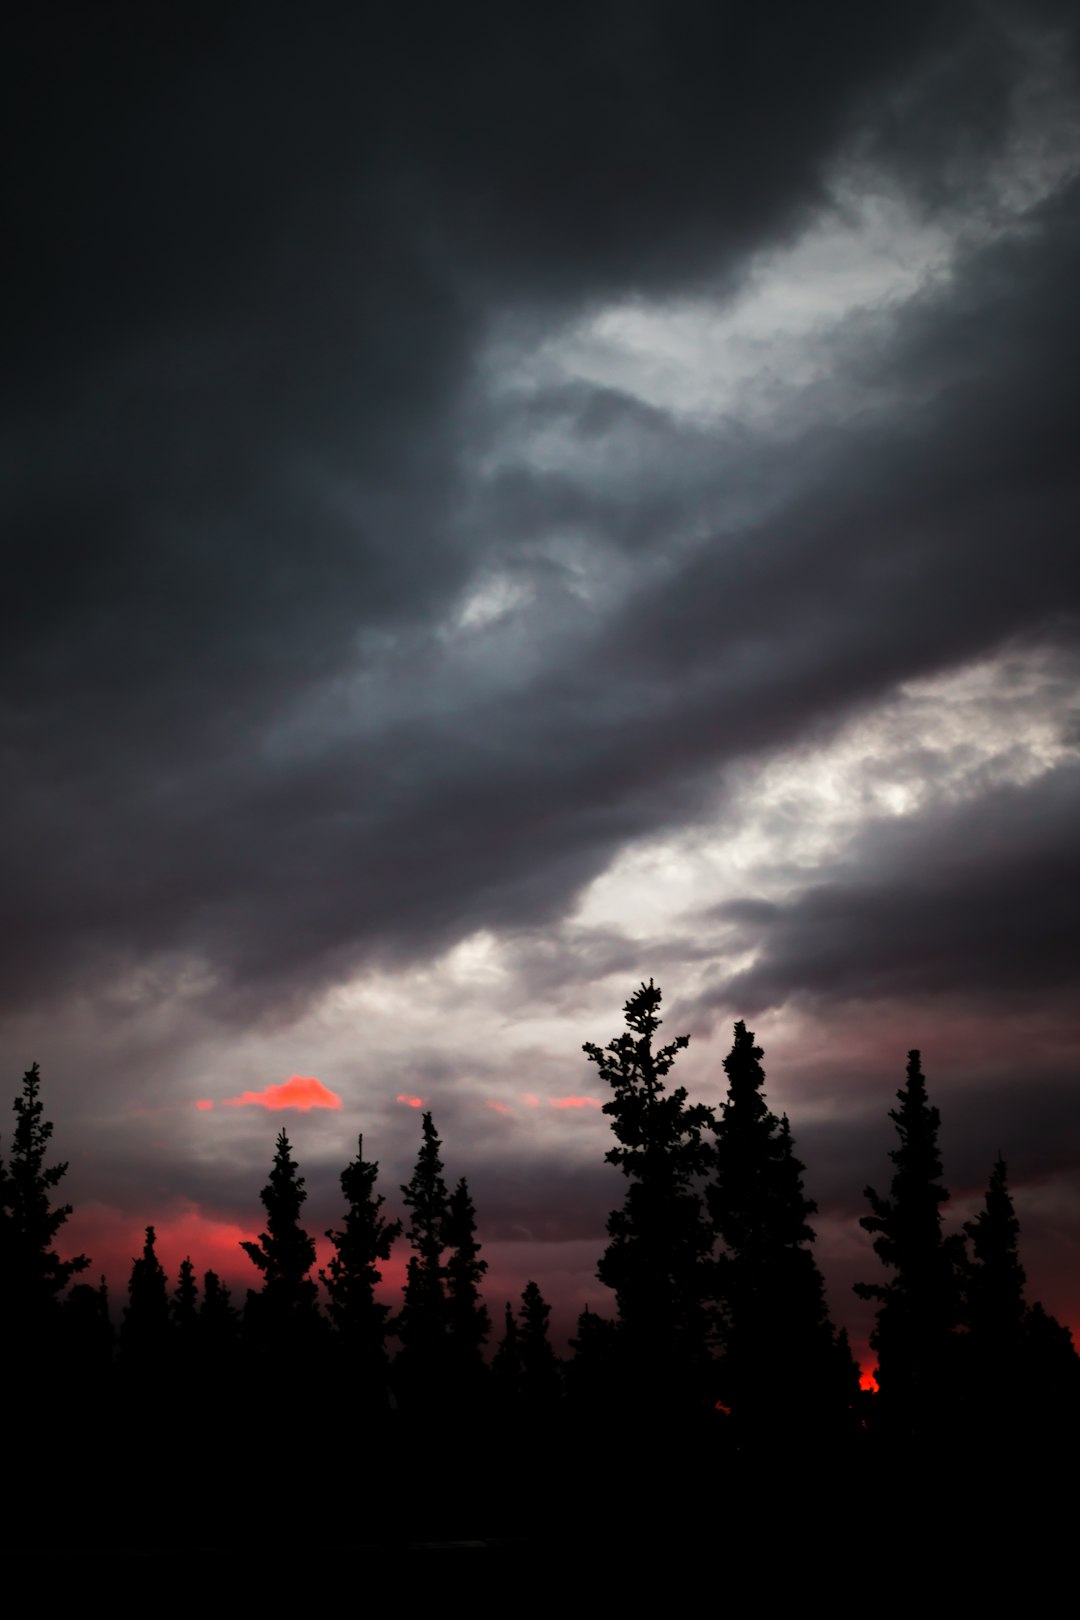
5, 1, 1080, 1372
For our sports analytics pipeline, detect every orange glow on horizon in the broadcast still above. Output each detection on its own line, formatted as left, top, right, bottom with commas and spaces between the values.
222, 1076, 342, 1112
859, 1367, 879, 1394
396, 1093, 423, 1108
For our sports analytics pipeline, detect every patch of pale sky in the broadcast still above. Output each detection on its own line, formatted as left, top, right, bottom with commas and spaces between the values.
573, 643, 1077, 933
454, 572, 535, 630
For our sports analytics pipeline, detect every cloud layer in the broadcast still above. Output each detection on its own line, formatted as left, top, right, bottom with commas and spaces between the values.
5, 2, 1080, 1363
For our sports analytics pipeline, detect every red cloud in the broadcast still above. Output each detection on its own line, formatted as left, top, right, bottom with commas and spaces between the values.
396, 1094, 423, 1108
195, 1099, 215, 1111
486, 1100, 513, 1115
550, 1096, 602, 1109
222, 1076, 342, 1112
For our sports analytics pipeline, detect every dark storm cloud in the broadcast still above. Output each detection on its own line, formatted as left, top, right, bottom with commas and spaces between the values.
699, 758, 1080, 1015
5, 1, 1080, 1025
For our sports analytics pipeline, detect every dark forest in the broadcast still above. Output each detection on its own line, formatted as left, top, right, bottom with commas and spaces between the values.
3, 982, 1076, 1568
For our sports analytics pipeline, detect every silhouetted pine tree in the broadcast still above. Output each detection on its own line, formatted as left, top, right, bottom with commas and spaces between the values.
0, 1063, 89, 1372
961, 1158, 1080, 1442
1022, 1302, 1080, 1434
855, 1050, 963, 1440
62, 1275, 114, 1384
200, 1269, 239, 1340
444, 1176, 490, 1386
241, 1129, 322, 1366
321, 1133, 402, 1405
492, 1301, 522, 1407
173, 1255, 199, 1335
199, 1268, 240, 1382
585, 981, 715, 1416
396, 1111, 451, 1398
709, 1022, 846, 1448
962, 1156, 1026, 1420
121, 1225, 171, 1372
519, 1280, 562, 1412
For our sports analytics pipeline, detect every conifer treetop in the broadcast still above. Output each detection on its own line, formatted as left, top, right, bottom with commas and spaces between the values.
400, 1111, 449, 1266
710, 1022, 819, 1259
963, 1154, 1027, 1341
240, 1129, 318, 1299
858, 1049, 952, 1283
444, 1175, 491, 1354
122, 1225, 170, 1348
584, 979, 714, 1177
321, 1133, 402, 1341
3, 1061, 89, 1304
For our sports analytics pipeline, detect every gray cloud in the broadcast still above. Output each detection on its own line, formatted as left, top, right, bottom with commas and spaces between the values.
5, 2, 1080, 1345
703, 757, 1080, 1015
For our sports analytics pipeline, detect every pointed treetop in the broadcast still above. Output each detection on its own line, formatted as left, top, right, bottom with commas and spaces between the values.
122, 1224, 170, 1352
173, 1255, 199, 1330
445, 1176, 491, 1358
584, 980, 712, 1175
963, 1154, 1027, 1346
240, 1129, 318, 1311
4, 1061, 90, 1305
860, 1049, 951, 1272
400, 1112, 449, 1260
321, 1132, 402, 1349
720, 1020, 771, 1124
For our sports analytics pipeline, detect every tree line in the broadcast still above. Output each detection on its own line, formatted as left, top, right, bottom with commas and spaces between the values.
1, 981, 1077, 1549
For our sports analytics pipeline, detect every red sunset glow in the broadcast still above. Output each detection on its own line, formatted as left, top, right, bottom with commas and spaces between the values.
65, 1200, 259, 1295
222, 1075, 342, 1111
195, 1099, 215, 1111
551, 1096, 602, 1109
396, 1093, 423, 1107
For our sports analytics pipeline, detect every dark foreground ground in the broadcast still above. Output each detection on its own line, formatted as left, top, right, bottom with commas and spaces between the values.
7, 1410, 1076, 1601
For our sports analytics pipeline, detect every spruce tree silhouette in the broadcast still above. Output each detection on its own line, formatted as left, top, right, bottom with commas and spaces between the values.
0, 1062, 89, 1370
172, 1255, 199, 1335
855, 1050, 963, 1443
201, 1268, 239, 1341
241, 1129, 322, 1368
962, 1156, 1080, 1445
121, 1224, 171, 1371
321, 1133, 402, 1406
444, 1176, 491, 1387
518, 1280, 562, 1412
709, 1022, 846, 1449
199, 1268, 240, 1391
963, 1158, 1025, 1374
959, 1155, 1033, 1450
492, 1301, 522, 1407
1021, 1301, 1080, 1436
396, 1111, 451, 1402
62, 1275, 114, 1382
585, 981, 715, 1418
567, 1305, 620, 1418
